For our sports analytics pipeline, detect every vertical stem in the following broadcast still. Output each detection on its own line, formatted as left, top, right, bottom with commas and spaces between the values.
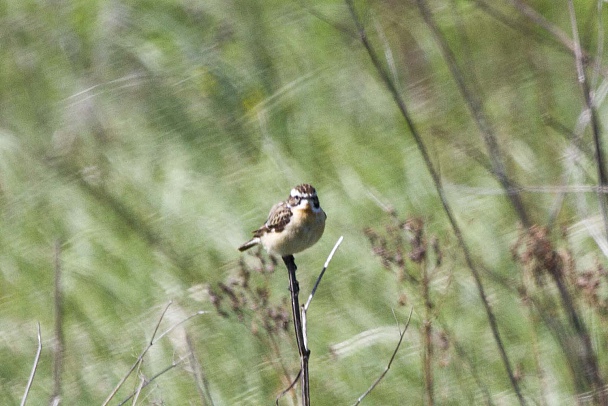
343, 2, 525, 404
422, 259, 434, 406
417, 0, 530, 228
282, 255, 310, 406
186, 333, 215, 406
567, 0, 608, 241
21, 323, 42, 406
51, 240, 64, 405
551, 271, 606, 405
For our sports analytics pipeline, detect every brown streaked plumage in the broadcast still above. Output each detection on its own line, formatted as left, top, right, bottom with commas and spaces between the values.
238, 184, 326, 257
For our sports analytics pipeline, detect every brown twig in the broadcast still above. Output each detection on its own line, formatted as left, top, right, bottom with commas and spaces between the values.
567, 0, 608, 241
368, 215, 494, 403
435, 315, 496, 406
514, 226, 607, 404
20, 322, 42, 406
298, 0, 356, 38
186, 333, 215, 406
470, 0, 573, 58
506, 0, 578, 55
102, 302, 172, 406
421, 254, 434, 405
591, 0, 605, 89
276, 369, 302, 406
282, 255, 310, 406
117, 355, 189, 406
276, 237, 343, 405
493, 0, 608, 80
102, 302, 205, 406
352, 308, 413, 406
212, 253, 296, 403
342, 1, 526, 404
551, 270, 606, 405
416, 0, 530, 227
50, 240, 64, 406
130, 375, 145, 405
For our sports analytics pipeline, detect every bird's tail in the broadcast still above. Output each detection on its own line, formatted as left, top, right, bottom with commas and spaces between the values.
238, 238, 259, 252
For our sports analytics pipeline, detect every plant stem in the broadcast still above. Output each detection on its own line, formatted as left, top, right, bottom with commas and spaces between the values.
422, 258, 434, 406
282, 255, 310, 406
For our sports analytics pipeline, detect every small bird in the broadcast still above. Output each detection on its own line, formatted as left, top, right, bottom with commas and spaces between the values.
238, 184, 327, 257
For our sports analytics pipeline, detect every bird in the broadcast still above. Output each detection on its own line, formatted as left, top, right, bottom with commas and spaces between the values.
238, 184, 326, 257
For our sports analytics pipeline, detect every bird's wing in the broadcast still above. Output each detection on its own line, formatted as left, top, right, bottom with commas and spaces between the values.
252, 201, 292, 237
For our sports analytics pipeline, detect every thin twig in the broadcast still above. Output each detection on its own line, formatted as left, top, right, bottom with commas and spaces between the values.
298, 0, 356, 38
265, 328, 298, 405
543, 115, 594, 158
416, 0, 530, 227
450, 184, 608, 195
276, 236, 344, 406
567, 0, 608, 242
435, 314, 496, 406
152, 310, 207, 345
304, 236, 344, 311
421, 256, 434, 406
551, 270, 607, 404
276, 369, 302, 406
342, 2, 526, 404
591, 0, 605, 89
102, 302, 173, 406
472, 0, 589, 62
498, 0, 608, 79
21, 322, 42, 406
506, 0, 577, 55
102, 303, 205, 406
302, 236, 343, 351
282, 255, 310, 406
186, 333, 215, 406
131, 375, 145, 406
352, 308, 413, 406
117, 355, 189, 406
51, 240, 64, 405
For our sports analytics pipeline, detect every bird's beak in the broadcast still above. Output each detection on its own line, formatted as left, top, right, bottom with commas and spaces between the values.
300, 199, 312, 211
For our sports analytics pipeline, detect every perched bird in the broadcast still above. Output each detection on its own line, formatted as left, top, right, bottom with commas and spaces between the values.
238, 184, 326, 257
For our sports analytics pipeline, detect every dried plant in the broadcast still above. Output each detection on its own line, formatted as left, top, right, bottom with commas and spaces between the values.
512, 225, 607, 404
365, 214, 445, 405
209, 250, 290, 337
208, 249, 295, 402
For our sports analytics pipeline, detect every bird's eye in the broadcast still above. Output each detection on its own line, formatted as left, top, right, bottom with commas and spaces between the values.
312, 197, 319, 208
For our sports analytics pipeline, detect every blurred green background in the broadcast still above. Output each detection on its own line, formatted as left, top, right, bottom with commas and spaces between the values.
2, 0, 608, 404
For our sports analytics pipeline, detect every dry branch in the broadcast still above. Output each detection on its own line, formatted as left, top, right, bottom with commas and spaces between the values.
102, 302, 205, 406
282, 255, 310, 406
352, 309, 413, 406
342, 1, 526, 404
280, 236, 343, 406
186, 333, 215, 406
117, 355, 189, 406
51, 240, 64, 406
566, 0, 608, 242
20, 323, 42, 406
302, 236, 344, 350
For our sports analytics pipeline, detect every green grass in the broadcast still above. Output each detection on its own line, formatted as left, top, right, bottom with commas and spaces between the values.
2, 0, 608, 404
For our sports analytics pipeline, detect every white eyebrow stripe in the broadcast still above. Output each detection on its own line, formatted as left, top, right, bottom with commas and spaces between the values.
290, 191, 315, 198
290, 185, 317, 199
